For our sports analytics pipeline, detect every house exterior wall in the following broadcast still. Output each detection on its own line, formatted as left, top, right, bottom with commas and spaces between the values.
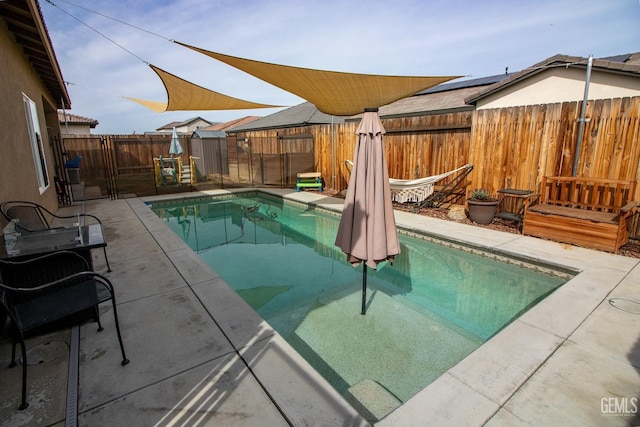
61, 123, 93, 135
476, 67, 640, 109
0, 19, 61, 222
175, 119, 212, 133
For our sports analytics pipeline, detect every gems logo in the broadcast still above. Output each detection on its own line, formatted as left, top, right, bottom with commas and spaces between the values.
601, 397, 638, 416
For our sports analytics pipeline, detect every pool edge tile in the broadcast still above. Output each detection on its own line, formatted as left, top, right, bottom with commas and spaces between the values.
130, 191, 640, 426
240, 334, 371, 427
377, 373, 498, 427
191, 277, 277, 350
448, 319, 564, 406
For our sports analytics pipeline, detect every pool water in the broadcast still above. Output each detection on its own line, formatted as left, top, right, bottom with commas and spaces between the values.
150, 193, 567, 417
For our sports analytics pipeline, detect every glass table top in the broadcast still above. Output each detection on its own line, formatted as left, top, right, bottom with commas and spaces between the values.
2, 224, 105, 258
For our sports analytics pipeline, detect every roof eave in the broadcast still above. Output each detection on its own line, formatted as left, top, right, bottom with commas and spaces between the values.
465, 67, 550, 105
26, 0, 70, 108
378, 105, 476, 120
466, 53, 640, 105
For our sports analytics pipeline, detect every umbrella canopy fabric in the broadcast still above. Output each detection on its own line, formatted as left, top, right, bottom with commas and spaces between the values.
169, 127, 183, 156
335, 110, 400, 270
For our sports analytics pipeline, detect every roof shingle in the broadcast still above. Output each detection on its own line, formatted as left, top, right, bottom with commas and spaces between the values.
57, 111, 99, 127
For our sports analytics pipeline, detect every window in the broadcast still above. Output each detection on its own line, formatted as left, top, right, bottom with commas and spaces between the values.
23, 94, 49, 192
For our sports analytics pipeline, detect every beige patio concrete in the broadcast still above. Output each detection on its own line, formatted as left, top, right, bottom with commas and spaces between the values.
0, 188, 638, 426
0, 329, 70, 426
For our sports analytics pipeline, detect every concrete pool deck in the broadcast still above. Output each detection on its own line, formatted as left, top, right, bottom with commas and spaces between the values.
1, 188, 639, 426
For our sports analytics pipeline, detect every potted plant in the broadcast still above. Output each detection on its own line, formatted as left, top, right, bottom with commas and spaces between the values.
467, 188, 499, 224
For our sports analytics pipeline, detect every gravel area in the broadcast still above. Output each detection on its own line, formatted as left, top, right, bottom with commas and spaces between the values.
322, 189, 640, 260
404, 204, 640, 259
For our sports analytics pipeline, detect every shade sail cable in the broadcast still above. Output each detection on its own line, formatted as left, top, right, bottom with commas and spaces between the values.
44, 1, 462, 114
45, 0, 148, 64
43, 0, 282, 112
47, 0, 171, 42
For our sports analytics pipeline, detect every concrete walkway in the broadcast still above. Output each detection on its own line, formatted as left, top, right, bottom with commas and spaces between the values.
1, 188, 639, 426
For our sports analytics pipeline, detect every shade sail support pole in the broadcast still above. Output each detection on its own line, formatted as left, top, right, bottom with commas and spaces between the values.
572, 55, 592, 176
361, 264, 367, 315
331, 115, 335, 190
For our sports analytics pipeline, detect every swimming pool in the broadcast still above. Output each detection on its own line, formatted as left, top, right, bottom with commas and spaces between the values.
150, 192, 568, 419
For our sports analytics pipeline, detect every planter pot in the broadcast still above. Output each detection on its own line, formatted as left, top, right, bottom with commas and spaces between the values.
467, 199, 498, 224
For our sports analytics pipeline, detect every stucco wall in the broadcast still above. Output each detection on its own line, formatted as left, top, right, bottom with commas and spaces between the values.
476, 67, 640, 109
0, 19, 61, 224
61, 123, 93, 135
175, 120, 213, 133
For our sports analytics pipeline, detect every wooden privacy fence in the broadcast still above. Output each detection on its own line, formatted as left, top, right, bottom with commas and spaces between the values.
466, 95, 640, 238
311, 97, 640, 198
61, 133, 315, 187
305, 97, 640, 202
311, 97, 640, 236
466, 97, 640, 236
62, 134, 192, 181
467, 97, 640, 198
60, 96, 640, 237
232, 111, 474, 194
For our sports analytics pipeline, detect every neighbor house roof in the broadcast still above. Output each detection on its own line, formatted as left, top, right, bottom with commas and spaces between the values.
229, 75, 510, 129
599, 52, 640, 65
0, 0, 70, 109
418, 73, 512, 95
205, 116, 261, 131
156, 116, 214, 131
58, 111, 99, 128
466, 53, 640, 105
375, 73, 512, 118
228, 103, 344, 132
192, 129, 227, 138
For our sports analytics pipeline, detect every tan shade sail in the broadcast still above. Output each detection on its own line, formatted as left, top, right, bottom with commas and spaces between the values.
124, 97, 168, 113
126, 64, 283, 112
177, 41, 462, 116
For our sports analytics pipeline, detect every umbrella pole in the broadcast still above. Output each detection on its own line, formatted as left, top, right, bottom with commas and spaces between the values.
361, 264, 367, 315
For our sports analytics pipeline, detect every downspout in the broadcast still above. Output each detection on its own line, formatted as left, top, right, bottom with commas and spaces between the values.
572, 55, 593, 176
61, 97, 70, 135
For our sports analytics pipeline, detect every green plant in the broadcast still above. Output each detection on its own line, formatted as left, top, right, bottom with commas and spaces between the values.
469, 188, 492, 201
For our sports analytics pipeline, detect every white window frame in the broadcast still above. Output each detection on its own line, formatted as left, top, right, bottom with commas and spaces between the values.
23, 93, 50, 193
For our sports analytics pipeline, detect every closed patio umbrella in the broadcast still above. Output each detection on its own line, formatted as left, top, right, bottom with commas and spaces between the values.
335, 108, 400, 314
169, 127, 183, 157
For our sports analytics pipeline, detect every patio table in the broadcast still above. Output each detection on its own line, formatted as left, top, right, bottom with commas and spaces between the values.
495, 188, 537, 227
1, 222, 106, 270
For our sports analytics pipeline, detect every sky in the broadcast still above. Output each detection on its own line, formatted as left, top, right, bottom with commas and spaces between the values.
40, 0, 640, 134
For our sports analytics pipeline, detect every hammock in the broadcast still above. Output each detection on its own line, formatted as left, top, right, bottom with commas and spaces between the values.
345, 161, 472, 203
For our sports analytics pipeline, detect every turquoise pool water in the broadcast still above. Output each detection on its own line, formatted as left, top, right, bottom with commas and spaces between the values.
150, 193, 567, 415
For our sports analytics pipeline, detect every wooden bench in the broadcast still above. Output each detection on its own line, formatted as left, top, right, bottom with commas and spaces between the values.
522, 176, 637, 252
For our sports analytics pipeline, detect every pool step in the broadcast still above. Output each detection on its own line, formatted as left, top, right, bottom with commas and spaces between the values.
180, 165, 191, 184
343, 378, 402, 422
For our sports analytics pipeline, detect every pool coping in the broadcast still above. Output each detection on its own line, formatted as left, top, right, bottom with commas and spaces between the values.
140, 188, 640, 425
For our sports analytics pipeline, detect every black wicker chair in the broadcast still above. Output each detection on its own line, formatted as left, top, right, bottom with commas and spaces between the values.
1, 200, 111, 271
0, 251, 129, 410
